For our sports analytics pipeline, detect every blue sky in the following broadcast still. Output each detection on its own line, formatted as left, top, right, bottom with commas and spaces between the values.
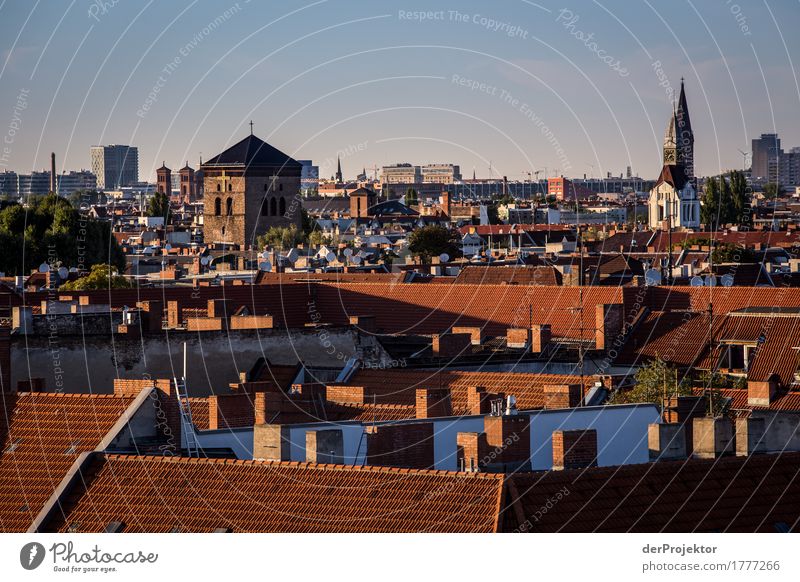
1, 0, 798, 182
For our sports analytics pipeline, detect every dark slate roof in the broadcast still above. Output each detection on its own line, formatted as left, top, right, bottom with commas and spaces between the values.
655, 164, 689, 190
202, 134, 301, 170
350, 187, 377, 197
368, 199, 419, 217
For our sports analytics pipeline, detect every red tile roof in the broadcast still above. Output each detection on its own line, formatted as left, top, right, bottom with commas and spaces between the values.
505, 452, 800, 532
453, 265, 562, 286
0, 392, 136, 532
336, 369, 593, 412
42, 454, 504, 533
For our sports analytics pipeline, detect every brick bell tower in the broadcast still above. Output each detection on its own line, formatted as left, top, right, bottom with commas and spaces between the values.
200, 123, 302, 249
156, 163, 171, 195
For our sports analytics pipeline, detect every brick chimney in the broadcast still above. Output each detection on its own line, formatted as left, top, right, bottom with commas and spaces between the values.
552, 429, 598, 470
253, 424, 292, 461
506, 327, 530, 349
531, 324, 551, 353
456, 431, 489, 472
544, 384, 582, 409
483, 415, 531, 470
692, 417, 735, 459
365, 423, 434, 469
416, 387, 452, 418
466, 386, 504, 415
306, 429, 344, 464
166, 300, 183, 329
735, 417, 767, 456
451, 326, 483, 345
648, 423, 686, 461
595, 303, 624, 351
662, 395, 707, 456
747, 378, 778, 407
431, 332, 472, 358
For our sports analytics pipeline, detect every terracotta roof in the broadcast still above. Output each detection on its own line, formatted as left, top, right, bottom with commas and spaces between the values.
42, 454, 504, 533
615, 310, 711, 368
696, 388, 800, 412
504, 452, 800, 532
314, 283, 622, 339
453, 265, 562, 286
336, 369, 592, 412
0, 393, 136, 532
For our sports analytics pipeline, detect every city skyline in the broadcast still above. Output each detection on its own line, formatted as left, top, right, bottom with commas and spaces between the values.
1, 1, 799, 183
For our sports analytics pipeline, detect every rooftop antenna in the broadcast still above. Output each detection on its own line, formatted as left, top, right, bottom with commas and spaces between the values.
249, 120, 254, 135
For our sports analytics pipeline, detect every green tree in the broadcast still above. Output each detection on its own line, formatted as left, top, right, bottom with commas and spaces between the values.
407, 225, 460, 264
728, 170, 749, 225
763, 182, 784, 199
0, 194, 125, 275
701, 176, 721, 230
256, 224, 304, 251
147, 191, 170, 222
60, 264, 131, 291
405, 187, 418, 206
308, 230, 332, 247
611, 359, 690, 409
711, 242, 755, 264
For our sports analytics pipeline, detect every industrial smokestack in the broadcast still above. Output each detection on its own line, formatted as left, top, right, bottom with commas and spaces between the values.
50, 152, 56, 194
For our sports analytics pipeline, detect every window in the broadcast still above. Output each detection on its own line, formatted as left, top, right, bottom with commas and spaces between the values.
214, 198, 221, 216
228, 182, 232, 192
279, 196, 286, 216
279, 183, 283, 191
269, 197, 277, 216
226, 197, 233, 216
216, 183, 221, 192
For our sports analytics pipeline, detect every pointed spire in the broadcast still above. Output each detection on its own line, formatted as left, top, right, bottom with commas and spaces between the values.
335, 155, 343, 182
249, 120, 254, 135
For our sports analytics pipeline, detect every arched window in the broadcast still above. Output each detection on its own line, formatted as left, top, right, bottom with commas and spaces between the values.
226, 197, 233, 216
261, 198, 269, 216
216, 183, 221, 192
228, 182, 232, 192
264, 183, 269, 192
279, 196, 286, 216
279, 183, 283, 191
269, 197, 277, 216
214, 197, 221, 216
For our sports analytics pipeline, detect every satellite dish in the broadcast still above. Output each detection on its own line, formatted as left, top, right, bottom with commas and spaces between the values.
343, 248, 353, 257
326, 252, 336, 263
57, 267, 68, 279
644, 268, 661, 286
439, 253, 450, 263
721, 274, 734, 287
351, 256, 362, 265
286, 249, 299, 263
258, 261, 272, 272
38, 263, 49, 273
704, 275, 717, 287
690, 276, 704, 287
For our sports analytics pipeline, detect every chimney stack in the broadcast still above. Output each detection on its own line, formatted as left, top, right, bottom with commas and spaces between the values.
50, 152, 57, 193
552, 429, 598, 470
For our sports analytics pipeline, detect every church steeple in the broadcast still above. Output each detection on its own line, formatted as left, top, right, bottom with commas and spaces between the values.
663, 103, 678, 166
335, 156, 343, 183
674, 78, 694, 182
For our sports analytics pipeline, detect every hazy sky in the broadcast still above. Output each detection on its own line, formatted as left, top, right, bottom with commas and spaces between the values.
1, 0, 798, 183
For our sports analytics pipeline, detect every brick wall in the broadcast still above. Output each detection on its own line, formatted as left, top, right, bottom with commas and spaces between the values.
552, 429, 598, 470
748, 379, 777, 407
415, 387, 452, 418
208, 393, 256, 430
543, 384, 582, 409
229, 315, 274, 330
166, 301, 182, 329
595, 303, 624, 351
186, 317, 225, 331
327, 385, 366, 405
366, 422, 434, 469
0, 325, 10, 392
532, 324, 551, 353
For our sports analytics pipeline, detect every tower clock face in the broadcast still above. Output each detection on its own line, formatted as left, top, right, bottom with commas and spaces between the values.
665, 150, 676, 163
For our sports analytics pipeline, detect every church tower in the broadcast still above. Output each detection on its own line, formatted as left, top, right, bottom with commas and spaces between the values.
201, 128, 302, 248
335, 156, 343, 183
663, 106, 678, 166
